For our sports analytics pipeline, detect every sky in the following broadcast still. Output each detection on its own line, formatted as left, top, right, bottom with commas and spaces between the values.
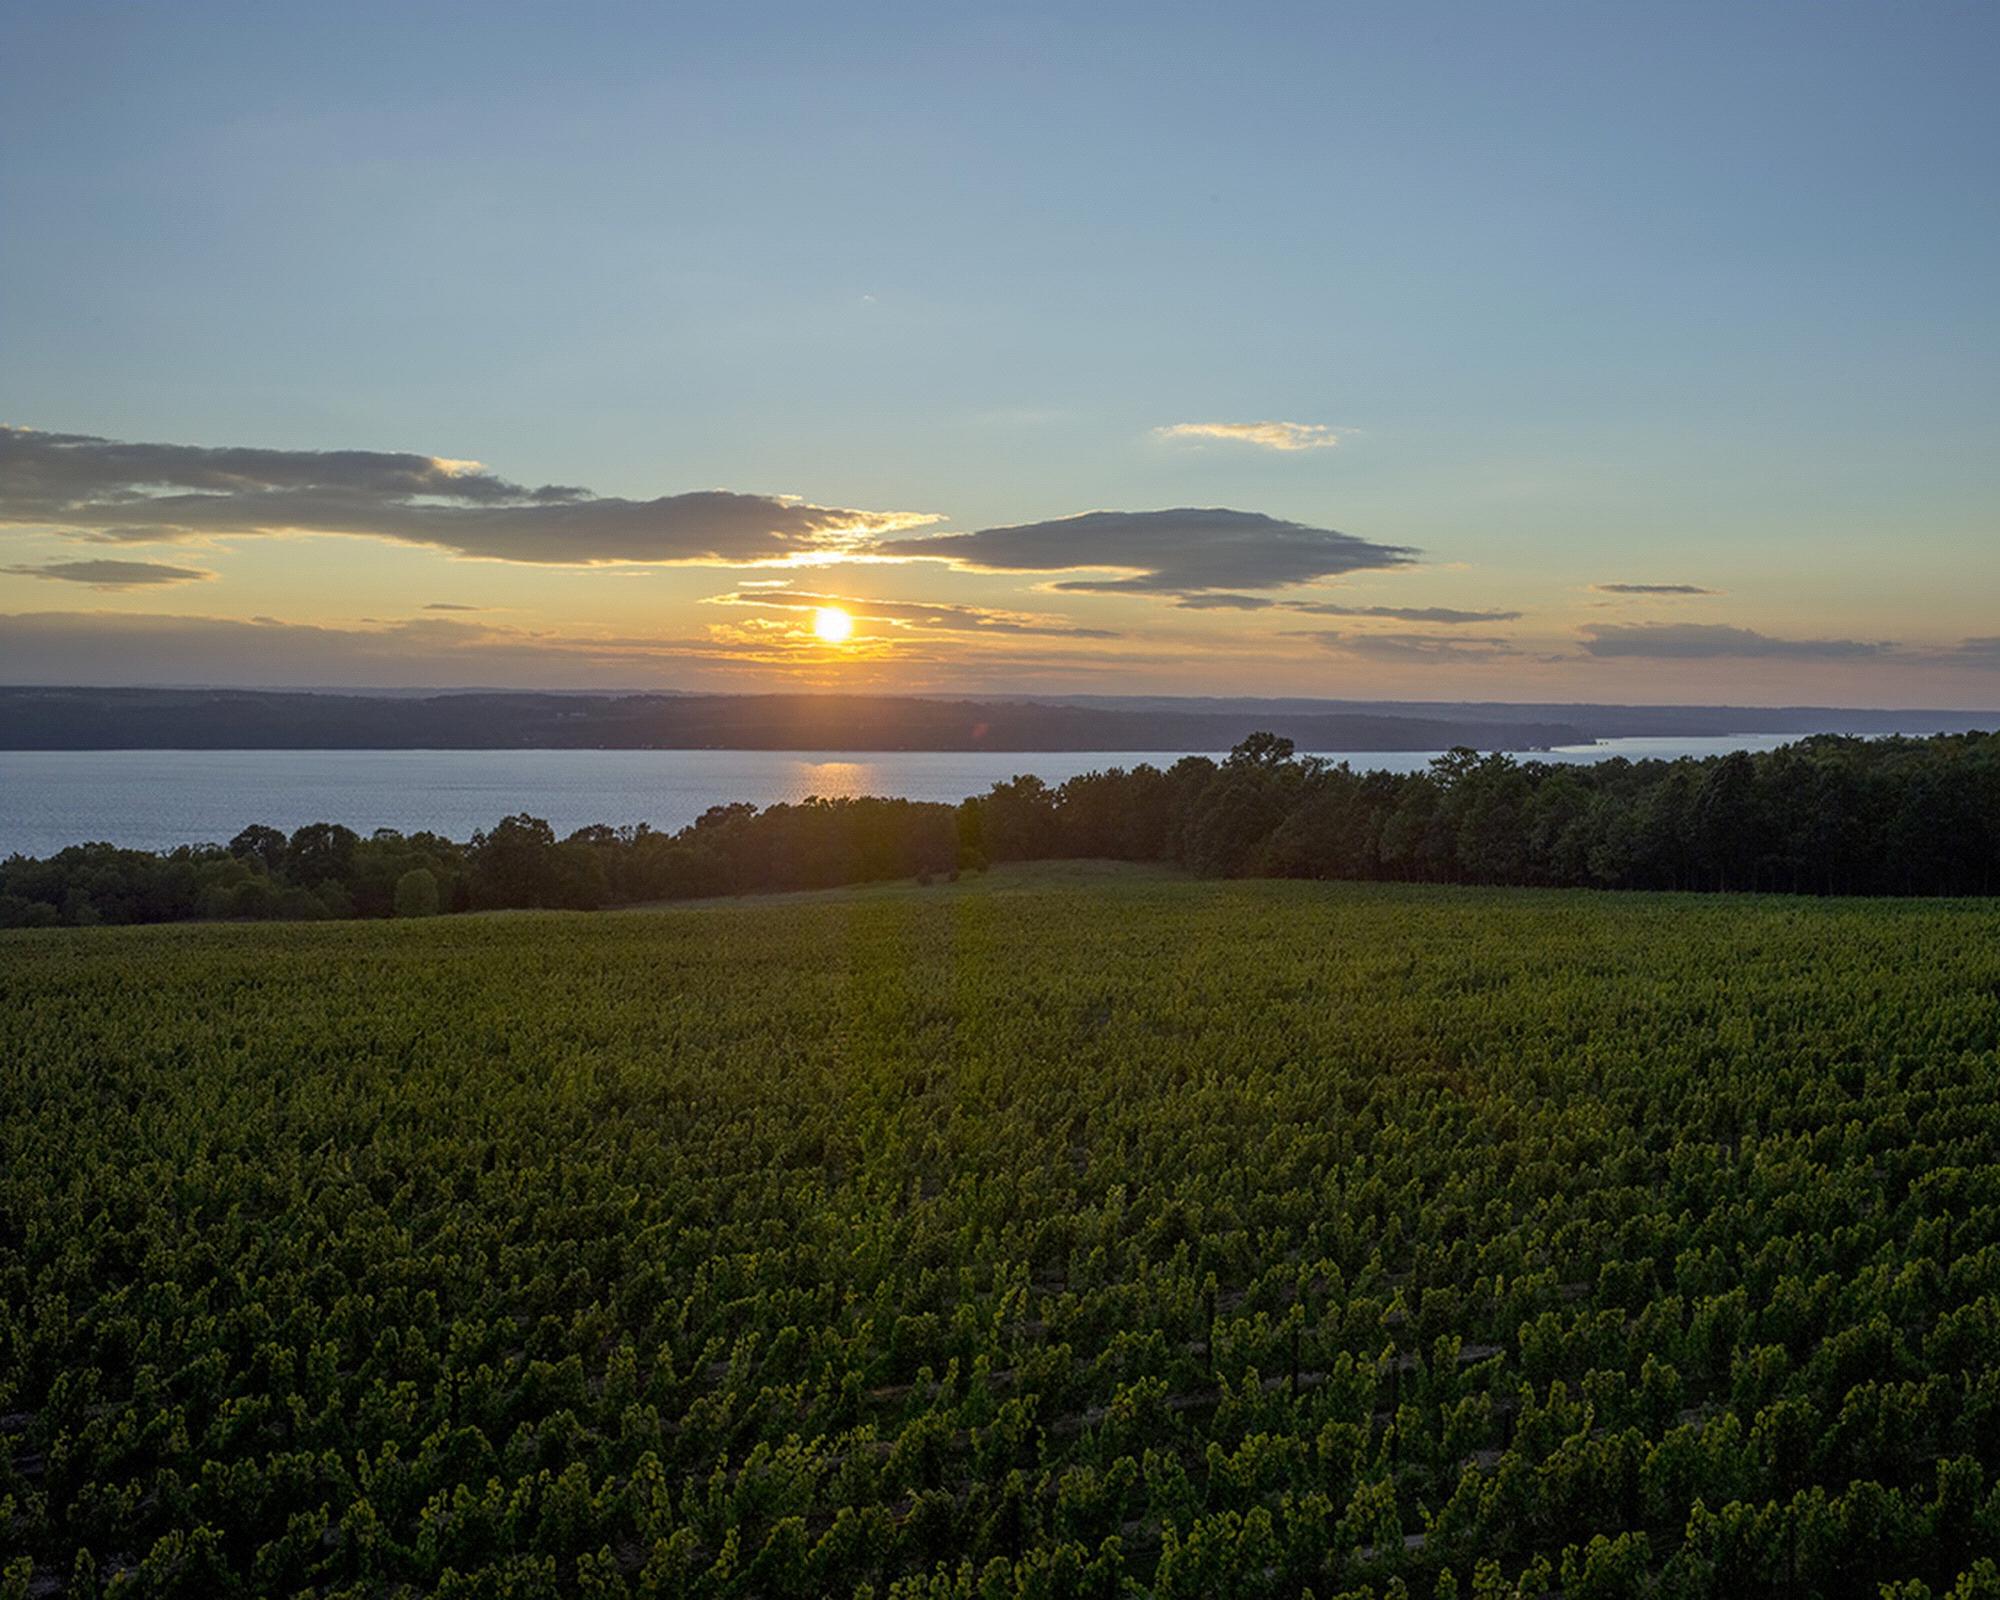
2, 1, 1996, 706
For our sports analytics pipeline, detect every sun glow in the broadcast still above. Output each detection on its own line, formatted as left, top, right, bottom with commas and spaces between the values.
812, 605, 854, 644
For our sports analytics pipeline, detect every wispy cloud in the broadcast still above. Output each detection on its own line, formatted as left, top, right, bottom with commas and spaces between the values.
1303, 630, 1521, 661
1591, 582, 1721, 596
1174, 592, 1278, 611
1579, 622, 1888, 660
1173, 595, 1521, 622
704, 589, 1120, 639
1157, 421, 1346, 452
1282, 602, 1522, 624
881, 508, 1415, 599
2, 558, 215, 589
0, 425, 937, 567
422, 601, 487, 612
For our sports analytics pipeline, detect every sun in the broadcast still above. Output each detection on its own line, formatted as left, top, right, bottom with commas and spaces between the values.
812, 606, 854, 644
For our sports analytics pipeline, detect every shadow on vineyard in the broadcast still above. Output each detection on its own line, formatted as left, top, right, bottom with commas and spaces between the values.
5, 869, 2000, 1596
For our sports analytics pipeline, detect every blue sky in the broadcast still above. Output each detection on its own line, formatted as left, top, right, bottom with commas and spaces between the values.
3, 2, 1996, 702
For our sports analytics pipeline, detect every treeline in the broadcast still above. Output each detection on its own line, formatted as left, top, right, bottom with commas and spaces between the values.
0, 800, 961, 928
977, 729, 2000, 896
3, 730, 1998, 928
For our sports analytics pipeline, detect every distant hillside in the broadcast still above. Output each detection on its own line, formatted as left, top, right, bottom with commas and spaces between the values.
2, 687, 1991, 752
0, 687, 1584, 752
1037, 694, 2000, 738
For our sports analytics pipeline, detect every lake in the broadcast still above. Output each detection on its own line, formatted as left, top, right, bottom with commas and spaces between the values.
0, 736, 1802, 856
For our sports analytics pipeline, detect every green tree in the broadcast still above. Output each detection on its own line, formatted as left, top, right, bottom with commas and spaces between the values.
1692, 750, 1758, 891
394, 866, 441, 918
286, 820, 359, 886
468, 813, 560, 907
227, 822, 288, 873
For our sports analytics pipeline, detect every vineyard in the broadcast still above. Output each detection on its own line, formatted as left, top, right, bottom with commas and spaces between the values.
4, 865, 2000, 1597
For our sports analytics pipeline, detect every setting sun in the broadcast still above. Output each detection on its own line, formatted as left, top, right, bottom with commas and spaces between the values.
812, 605, 854, 644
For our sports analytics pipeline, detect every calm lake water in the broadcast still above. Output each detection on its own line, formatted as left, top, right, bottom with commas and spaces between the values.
0, 736, 1799, 856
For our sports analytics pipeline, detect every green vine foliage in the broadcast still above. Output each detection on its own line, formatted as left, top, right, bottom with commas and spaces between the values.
4, 869, 2000, 1596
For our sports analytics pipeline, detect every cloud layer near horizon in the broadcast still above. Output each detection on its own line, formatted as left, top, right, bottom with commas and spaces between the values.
13, 426, 1996, 697
880, 508, 1415, 597
0, 610, 731, 687
0, 610, 1152, 692
0, 426, 935, 566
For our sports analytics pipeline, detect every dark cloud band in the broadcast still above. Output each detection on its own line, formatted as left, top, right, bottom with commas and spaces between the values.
0, 426, 933, 566
1, 558, 213, 588
1580, 622, 1886, 660
879, 508, 1415, 597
